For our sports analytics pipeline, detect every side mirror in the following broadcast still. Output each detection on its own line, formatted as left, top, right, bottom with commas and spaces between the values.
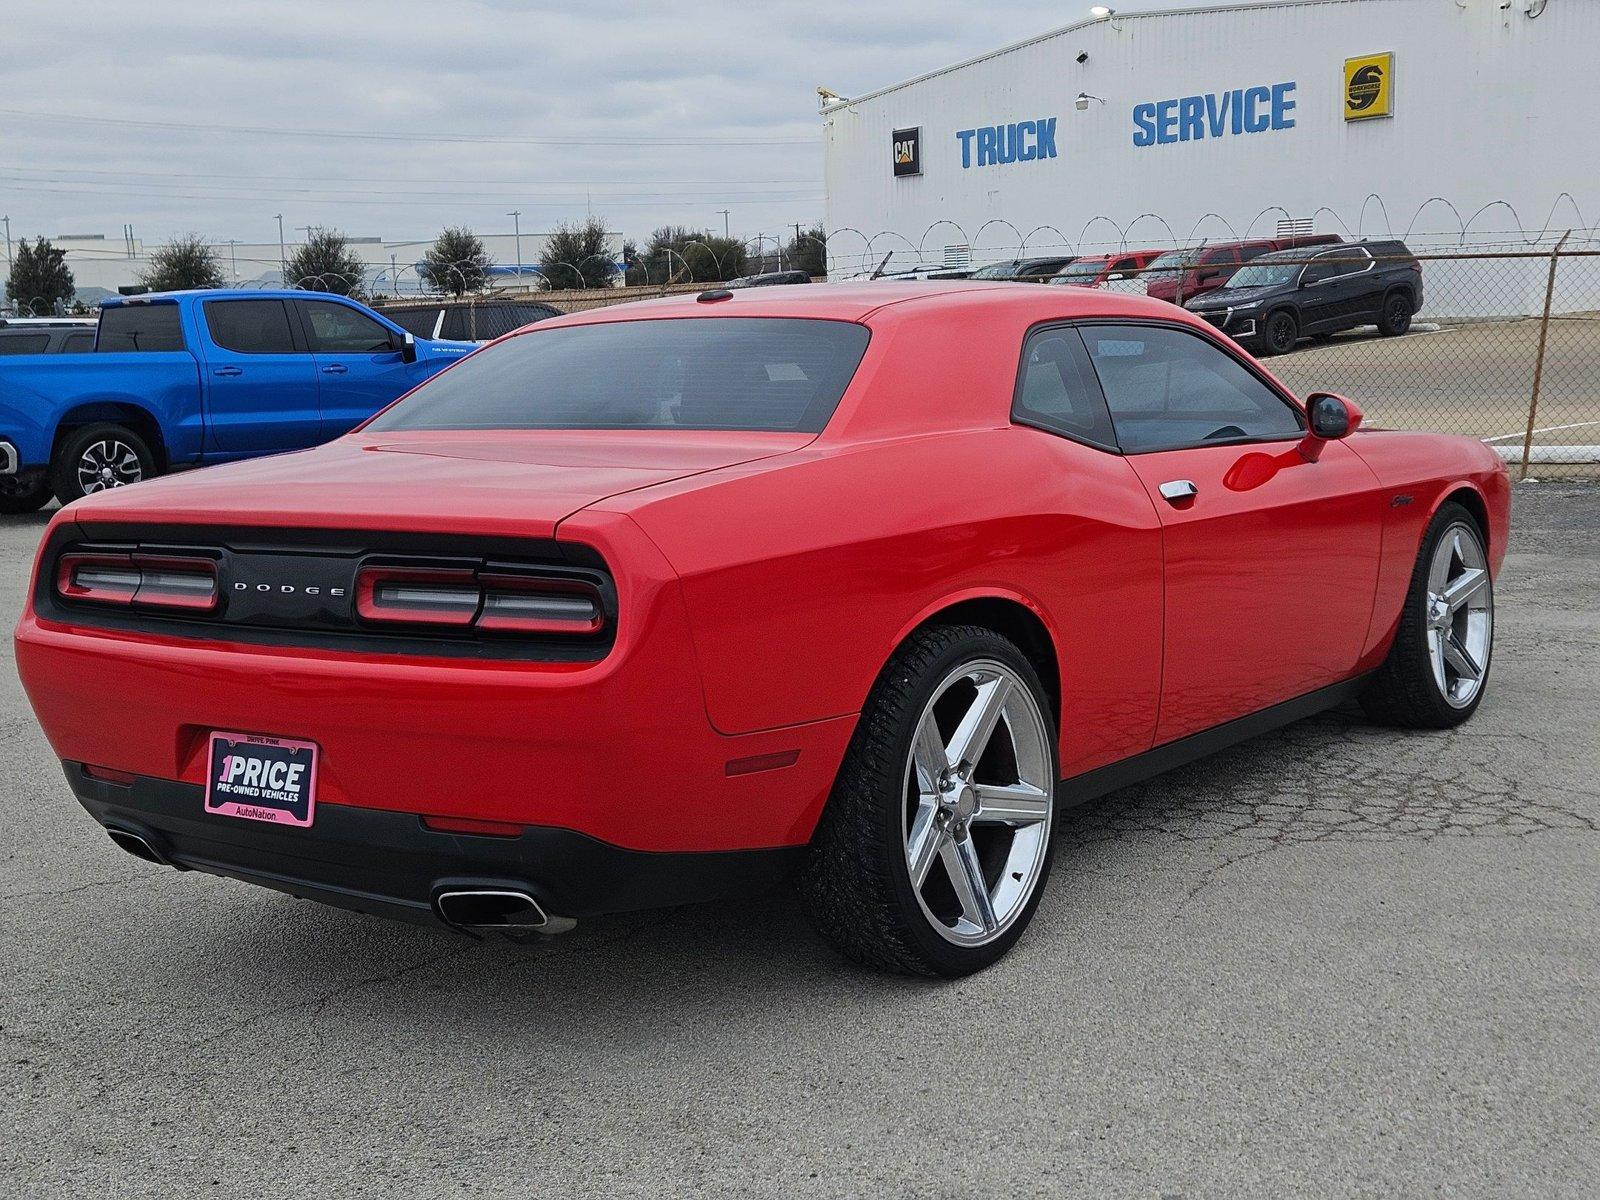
399, 331, 418, 363
1299, 392, 1364, 462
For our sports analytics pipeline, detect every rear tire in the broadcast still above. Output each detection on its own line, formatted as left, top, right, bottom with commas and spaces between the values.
1259, 309, 1299, 357
1377, 292, 1414, 337
0, 474, 53, 514
1360, 501, 1494, 729
799, 625, 1059, 976
51, 423, 156, 505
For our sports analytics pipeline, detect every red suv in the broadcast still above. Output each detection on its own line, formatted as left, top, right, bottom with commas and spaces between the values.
1144, 236, 1342, 306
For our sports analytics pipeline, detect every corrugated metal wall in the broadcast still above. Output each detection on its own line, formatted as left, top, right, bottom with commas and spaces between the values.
823, 0, 1598, 277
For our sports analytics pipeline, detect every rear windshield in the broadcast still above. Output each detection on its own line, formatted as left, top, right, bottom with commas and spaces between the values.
97, 303, 186, 352
369, 317, 871, 434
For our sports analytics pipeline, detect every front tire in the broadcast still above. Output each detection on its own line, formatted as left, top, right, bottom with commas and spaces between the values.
1378, 292, 1414, 337
51, 423, 156, 505
1259, 309, 1299, 357
1361, 502, 1494, 728
799, 625, 1059, 976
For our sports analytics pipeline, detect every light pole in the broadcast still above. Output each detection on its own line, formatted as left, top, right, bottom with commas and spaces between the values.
2, 215, 11, 268
507, 210, 522, 283
717, 209, 731, 240
275, 214, 286, 280
226, 239, 240, 284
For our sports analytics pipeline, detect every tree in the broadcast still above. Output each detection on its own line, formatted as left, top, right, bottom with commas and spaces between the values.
539, 216, 618, 290
621, 239, 648, 286
5, 237, 75, 314
641, 226, 747, 283
419, 227, 491, 297
784, 225, 827, 278
139, 234, 224, 291
285, 226, 367, 296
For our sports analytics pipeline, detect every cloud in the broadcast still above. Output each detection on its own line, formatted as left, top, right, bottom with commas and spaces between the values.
1, 0, 1114, 245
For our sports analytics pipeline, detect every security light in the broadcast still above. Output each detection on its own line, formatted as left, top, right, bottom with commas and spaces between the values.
1090, 5, 1115, 17
1075, 92, 1106, 110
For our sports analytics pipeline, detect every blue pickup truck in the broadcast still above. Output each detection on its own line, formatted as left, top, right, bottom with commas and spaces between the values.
0, 289, 474, 512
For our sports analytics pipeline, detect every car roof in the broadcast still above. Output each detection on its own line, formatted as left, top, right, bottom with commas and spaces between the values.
534, 280, 1193, 329
100, 288, 363, 307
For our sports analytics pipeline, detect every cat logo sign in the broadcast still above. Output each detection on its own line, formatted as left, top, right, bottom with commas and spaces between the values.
892, 127, 922, 177
1344, 52, 1394, 121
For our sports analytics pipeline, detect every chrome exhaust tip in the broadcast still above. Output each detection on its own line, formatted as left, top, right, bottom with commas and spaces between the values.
105, 825, 171, 867
433, 888, 576, 936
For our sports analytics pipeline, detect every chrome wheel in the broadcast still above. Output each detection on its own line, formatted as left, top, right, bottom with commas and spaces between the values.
903, 660, 1054, 947
78, 439, 143, 494
1425, 522, 1492, 708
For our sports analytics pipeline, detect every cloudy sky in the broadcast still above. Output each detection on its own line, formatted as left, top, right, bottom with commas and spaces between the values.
2, 0, 1207, 250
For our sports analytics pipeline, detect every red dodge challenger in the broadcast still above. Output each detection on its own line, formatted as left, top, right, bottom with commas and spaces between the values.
15, 283, 1508, 975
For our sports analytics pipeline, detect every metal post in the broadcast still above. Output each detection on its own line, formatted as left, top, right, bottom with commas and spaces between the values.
1520, 230, 1570, 480
227, 239, 239, 284
507, 210, 522, 285
390, 253, 399, 297
2, 215, 10, 267
275, 214, 286, 279
718, 209, 731, 240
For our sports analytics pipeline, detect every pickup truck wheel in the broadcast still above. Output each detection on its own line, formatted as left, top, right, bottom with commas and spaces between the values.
1259, 309, 1299, 357
799, 625, 1058, 976
1377, 292, 1414, 337
51, 424, 156, 505
0, 474, 54, 514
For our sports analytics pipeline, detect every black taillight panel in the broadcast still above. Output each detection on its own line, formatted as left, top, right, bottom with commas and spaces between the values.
38, 525, 615, 662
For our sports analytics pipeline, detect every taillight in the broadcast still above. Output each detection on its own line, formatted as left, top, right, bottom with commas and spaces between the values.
56, 552, 218, 612
354, 564, 605, 636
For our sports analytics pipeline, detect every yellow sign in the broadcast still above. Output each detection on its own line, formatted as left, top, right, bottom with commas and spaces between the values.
1344, 52, 1394, 121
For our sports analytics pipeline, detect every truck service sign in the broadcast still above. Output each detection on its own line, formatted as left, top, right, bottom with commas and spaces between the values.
955, 118, 1058, 168
1131, 81, 1297, 147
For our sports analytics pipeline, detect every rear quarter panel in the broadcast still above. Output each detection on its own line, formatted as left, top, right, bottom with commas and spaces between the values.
604, 427, 1166, 778
0, 353, 203, 467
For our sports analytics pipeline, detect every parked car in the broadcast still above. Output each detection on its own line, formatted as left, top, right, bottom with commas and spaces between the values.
725, 271, 813, 288
0, 290, 473, 513
1143, 235, 1343, 306
1185, 240, 1424, 356
376, 297, 560, 343
864, 264, 975, 281
16, 282, 1509, 976
0, 318, 98, 356
969, 256, 1077, 282
1048, 250, 1167, 288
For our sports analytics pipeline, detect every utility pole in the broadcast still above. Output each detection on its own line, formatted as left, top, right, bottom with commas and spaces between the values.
507, 210, 522, 282
717, 210, 731, 240
2, 215, 10, 267
226, 239, 239, 284
275, 214, 286, 279
390, 253, 399, 297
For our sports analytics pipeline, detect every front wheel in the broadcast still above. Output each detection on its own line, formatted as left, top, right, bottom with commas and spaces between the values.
1378, 292, 1413, 337
1361, 502, 1494, 728
799, 625, 1059, 976
51, 423, 157, 505
1258, 309, 1299, 357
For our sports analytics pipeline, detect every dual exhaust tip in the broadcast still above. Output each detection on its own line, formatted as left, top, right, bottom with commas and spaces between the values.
433, 888, 577, 937
103, 826, 575, 937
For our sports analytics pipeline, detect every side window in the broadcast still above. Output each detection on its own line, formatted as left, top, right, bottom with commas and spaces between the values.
1013, 326, 1118, 450
96, 304, 186, 352
1302, 255, 1342, 285
205, 299, 298, 354
60, 332, 96, 353
300, 300, 395, 353
0, 334, 51, 355
1079, 324, 1303, 452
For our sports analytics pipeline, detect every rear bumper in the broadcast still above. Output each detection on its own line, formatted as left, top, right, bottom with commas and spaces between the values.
68, 763, 805, 924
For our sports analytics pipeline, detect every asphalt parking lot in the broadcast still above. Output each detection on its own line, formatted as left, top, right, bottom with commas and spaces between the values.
2, 483, 1597, 1199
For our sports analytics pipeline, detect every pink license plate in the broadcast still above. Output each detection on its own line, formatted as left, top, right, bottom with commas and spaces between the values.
205, 732, 319, 827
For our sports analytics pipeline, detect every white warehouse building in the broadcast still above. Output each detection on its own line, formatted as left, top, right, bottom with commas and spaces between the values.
821, 0, 1599, 286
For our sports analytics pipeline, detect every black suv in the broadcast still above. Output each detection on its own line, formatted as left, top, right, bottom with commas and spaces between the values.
1185, 240, 1423, 356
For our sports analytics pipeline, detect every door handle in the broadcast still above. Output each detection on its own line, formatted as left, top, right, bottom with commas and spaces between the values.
1158, 479, 1199, 504
212, 366, 243, 377
321, 364, 348, 375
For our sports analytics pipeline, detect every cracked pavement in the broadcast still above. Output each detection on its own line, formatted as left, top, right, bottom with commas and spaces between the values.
2, 484, 1597, 1198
